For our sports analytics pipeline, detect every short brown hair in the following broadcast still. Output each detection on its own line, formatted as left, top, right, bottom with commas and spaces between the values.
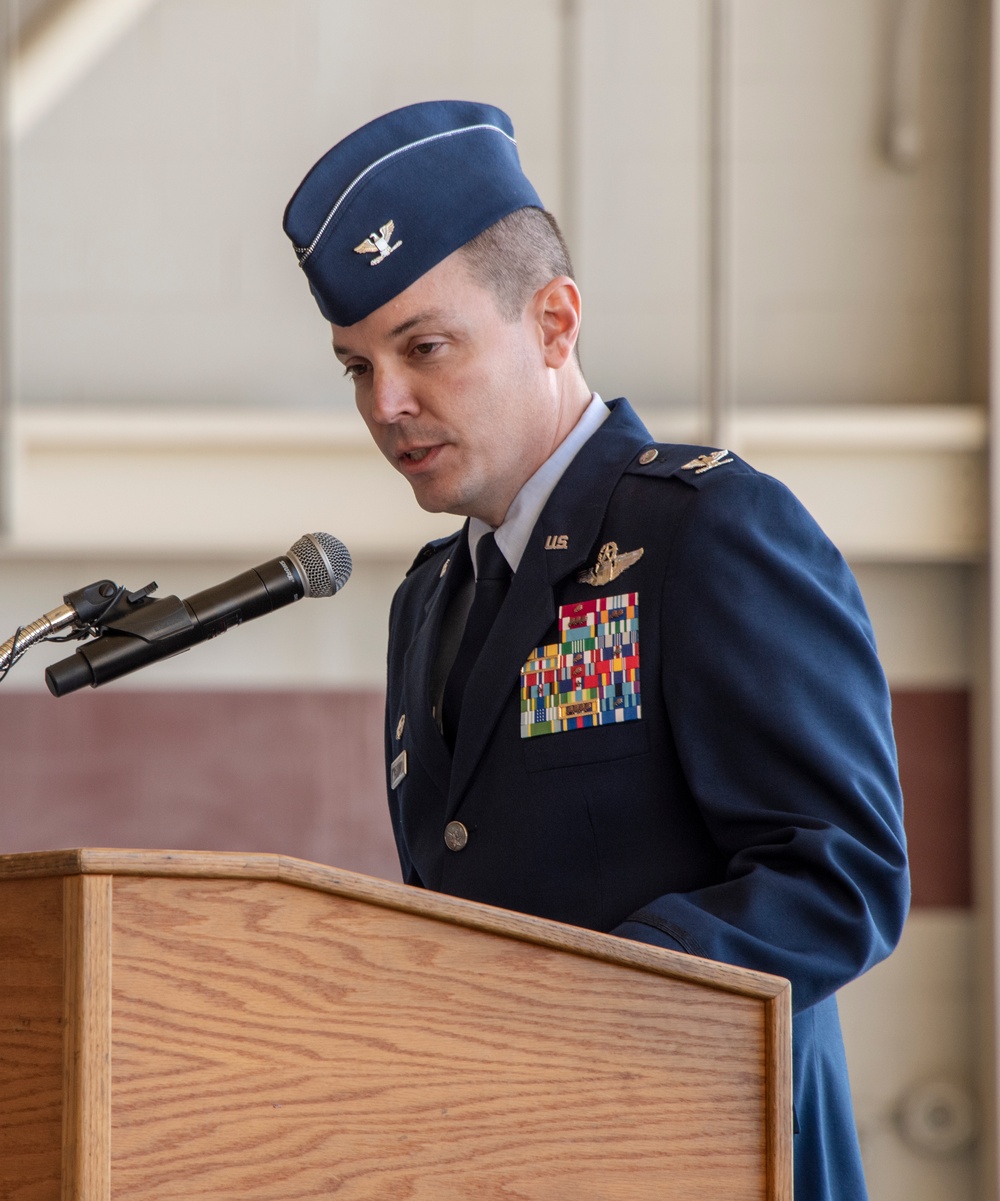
459, 207, 575, 322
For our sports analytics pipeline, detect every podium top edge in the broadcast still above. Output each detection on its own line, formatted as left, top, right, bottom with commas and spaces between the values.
0, 847, 790, 1003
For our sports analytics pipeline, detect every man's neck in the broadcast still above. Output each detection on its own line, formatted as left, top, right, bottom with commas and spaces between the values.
468, 393, 610, 574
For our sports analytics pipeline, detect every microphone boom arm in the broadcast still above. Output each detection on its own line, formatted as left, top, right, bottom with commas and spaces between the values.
0, 579, 159, 676
0, 604, 77, 673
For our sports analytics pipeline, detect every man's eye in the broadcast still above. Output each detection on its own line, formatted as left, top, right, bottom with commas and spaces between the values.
343, 363, 368, 379
412, 342, 439, 357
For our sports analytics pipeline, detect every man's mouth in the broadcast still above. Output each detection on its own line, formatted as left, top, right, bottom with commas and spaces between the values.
395, 443, 444, 474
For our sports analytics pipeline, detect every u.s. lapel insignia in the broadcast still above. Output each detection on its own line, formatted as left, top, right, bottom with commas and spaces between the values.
545, 534, 569, 551
682, 449, 733, 474
577, 541, 644, 586
354, 220, 402, 266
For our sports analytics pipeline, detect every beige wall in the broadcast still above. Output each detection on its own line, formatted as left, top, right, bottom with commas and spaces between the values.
9, 0, 983, 416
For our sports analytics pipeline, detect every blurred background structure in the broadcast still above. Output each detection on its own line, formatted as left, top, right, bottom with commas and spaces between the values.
0, 1, 992, 1196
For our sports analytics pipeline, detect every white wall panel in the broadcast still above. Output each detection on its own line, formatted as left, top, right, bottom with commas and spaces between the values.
852, 563, 974, 687
12, 0, 563, 411
6, 403, 984, 562
839, 911, 977, 1201
10, 0, 984, 418
574, 0, 702, 414
731, 0, 978, 407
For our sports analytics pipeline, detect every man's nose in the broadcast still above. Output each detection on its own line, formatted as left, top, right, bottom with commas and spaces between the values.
369, 367, 417, 423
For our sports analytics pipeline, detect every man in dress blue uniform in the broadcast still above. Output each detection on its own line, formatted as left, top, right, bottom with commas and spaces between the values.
284, 100, 909, 1200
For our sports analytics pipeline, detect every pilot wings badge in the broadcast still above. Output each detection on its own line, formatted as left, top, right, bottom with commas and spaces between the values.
577, 541, 644, 587
354, 220, 402, 266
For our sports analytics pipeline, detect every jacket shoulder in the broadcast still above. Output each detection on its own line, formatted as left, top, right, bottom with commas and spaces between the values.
624, 442, 757, 490
405, 530, 462, 577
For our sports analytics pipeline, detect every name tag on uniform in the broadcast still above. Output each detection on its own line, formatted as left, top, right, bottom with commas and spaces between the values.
390, 750, 407, 789
519, 592, 641, 738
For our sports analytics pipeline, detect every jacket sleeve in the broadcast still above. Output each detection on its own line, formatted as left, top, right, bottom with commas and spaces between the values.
612, 471, 909, 1013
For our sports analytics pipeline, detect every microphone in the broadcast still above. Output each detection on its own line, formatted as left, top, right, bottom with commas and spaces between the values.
44, 532, 351, 697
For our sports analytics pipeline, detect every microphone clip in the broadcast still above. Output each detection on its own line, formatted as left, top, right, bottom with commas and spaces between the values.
62, 579, 160, 638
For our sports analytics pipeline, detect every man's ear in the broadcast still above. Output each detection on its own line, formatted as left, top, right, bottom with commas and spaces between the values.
532, 276, 582, 369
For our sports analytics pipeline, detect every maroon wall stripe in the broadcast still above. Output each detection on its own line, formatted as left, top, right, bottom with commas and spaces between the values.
0, 691, 400, 883
0, 688, 970, 907
891, 689, 971, 909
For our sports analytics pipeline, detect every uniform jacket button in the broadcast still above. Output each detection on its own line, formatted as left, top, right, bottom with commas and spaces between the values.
444, 821, 469, 851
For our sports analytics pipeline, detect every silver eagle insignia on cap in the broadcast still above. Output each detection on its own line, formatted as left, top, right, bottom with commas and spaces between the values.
682, 449, 733, 474
577, 541, 644, 587
354, 220, 402, 266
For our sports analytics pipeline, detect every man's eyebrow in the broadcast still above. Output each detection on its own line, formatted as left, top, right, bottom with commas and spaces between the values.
332, 309, 452, 359
389, 309, 449, 338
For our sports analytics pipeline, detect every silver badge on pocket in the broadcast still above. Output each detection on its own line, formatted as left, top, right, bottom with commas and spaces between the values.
390, 750, 407, 789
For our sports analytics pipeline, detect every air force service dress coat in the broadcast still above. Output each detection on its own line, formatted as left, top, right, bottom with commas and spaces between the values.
384, 397, 909, 1201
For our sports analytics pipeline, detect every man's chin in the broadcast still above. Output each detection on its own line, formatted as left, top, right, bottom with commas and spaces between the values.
407, 479, 466, 519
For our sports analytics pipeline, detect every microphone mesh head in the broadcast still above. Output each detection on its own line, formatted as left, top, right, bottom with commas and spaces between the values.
288, 532, 352, 597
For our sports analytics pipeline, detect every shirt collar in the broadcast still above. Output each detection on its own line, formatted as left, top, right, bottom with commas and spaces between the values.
468, 393, 610, 576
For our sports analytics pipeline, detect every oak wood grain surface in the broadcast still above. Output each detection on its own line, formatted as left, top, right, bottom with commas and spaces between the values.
765, 993, 792, 1200
0, 877, 63, 1201
108, 875, 768, 1200
0, 848, 788, 1001
0, 853, 790, 1199
61, 875, 111, 1201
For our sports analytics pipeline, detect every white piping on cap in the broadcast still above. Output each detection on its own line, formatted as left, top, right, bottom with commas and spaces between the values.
294, 123, 517, 266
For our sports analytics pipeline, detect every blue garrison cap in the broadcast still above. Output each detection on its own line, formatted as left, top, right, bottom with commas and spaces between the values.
283, 100, 543, 327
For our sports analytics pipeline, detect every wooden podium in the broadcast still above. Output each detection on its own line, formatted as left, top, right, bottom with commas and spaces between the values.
0, 849, 791, 1200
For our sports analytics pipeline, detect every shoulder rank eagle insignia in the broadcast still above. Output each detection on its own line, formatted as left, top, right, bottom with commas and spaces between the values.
577, 541, 644, 587
354, 220, 402, 266
682, 449, 733, 474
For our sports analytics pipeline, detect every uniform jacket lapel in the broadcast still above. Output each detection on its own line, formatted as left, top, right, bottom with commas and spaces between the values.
447, 399, 653, 811
402, 529, 470, 801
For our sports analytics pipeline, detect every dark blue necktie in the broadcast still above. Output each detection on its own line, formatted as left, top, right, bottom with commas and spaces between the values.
442, 532, 512, 749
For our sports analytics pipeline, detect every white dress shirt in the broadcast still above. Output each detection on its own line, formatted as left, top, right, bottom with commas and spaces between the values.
467, 393, 610, 576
